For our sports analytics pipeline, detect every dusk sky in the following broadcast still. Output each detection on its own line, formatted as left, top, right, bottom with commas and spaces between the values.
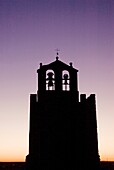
0, 0, 114, 162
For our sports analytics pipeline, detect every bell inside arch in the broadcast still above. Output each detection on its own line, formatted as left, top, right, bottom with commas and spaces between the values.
48, 80, 53, 87
47, 72, 54, 87
63, 74, 68, 85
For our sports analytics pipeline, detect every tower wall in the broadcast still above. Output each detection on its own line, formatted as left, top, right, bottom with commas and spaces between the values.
26, 58, 100, 170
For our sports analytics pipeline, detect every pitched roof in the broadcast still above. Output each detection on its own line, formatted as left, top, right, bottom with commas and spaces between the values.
38, 58, 78, 72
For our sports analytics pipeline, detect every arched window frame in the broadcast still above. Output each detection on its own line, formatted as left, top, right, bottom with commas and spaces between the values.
46, 69, 55, 91
62, 70, 70, 91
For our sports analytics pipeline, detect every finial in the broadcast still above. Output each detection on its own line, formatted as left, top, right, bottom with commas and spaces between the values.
69, 62, 73, 67
55, 48, 60, 60
40, 63, 42, 68
56, 56, 59, 60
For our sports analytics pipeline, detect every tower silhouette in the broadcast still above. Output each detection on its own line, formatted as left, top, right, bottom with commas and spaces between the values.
26, 56, 100, 170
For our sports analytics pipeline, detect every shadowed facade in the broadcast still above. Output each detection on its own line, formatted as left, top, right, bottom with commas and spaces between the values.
26, 56, 100, 170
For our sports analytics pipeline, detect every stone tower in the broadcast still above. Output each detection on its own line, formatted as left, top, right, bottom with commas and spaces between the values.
26, 56, 100, 170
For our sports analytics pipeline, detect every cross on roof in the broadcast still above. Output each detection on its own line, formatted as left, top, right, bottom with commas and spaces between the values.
55, 48, 60, 56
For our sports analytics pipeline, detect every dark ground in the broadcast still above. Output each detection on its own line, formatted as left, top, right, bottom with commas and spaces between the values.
0, 162, 25, 170
100, 161, 114, 170
0, 161, 114, 170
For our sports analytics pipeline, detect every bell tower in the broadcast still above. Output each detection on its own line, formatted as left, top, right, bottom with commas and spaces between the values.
37, 55, 79, 103
26, 56, 100, 170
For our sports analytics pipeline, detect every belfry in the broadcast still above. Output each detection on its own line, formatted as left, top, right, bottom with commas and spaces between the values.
26, 55, 100, 170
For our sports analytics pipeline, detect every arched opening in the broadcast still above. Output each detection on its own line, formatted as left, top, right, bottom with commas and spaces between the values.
46, 69, 55, 90
62, 70, 70, 91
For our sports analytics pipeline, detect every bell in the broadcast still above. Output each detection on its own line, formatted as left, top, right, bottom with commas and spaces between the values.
64, 79, 68, 85
47, 72, 54, 87
47, 72, 53, 80
63, 74, 68, 85
48, 80, 53, 87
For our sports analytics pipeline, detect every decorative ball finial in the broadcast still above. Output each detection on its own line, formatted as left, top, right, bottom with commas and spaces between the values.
69, 62, 73, 67
55, 48, 60, 60
40, 63, 42, 68
56, 56, 59, 60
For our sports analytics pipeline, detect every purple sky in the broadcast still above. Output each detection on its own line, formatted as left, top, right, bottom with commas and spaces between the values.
0, 0, 114, 161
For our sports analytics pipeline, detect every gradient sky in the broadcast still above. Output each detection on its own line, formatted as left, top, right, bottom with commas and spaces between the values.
0, 0, 114, 162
